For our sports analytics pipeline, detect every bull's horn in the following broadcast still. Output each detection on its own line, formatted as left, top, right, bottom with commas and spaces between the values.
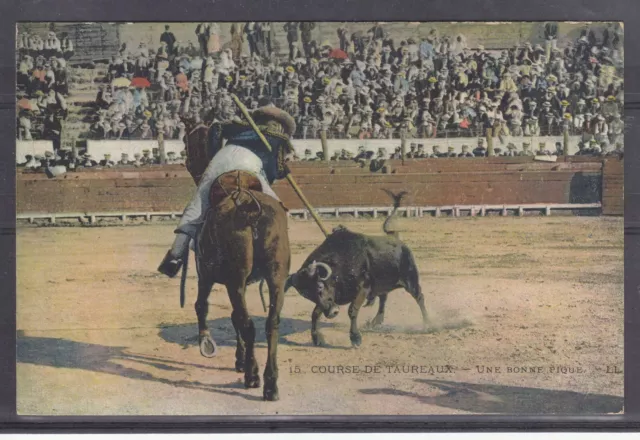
314, 262, 332, 281
307, 260, 318, 276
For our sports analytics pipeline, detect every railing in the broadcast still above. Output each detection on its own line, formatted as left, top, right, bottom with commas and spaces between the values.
286, 203, 602, 219
16, 202, 602, 225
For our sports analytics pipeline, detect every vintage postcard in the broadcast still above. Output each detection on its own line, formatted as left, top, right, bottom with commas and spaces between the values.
16, 21, 623, 415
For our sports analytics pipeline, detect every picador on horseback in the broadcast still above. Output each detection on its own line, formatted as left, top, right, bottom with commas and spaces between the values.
157, 105, 295, 277
157, 102, 296, 401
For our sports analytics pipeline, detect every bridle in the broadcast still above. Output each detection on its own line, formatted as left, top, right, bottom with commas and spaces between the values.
186, 122, 211, 137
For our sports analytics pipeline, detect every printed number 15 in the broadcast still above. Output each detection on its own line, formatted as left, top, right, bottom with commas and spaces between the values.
290, 366, 301, 374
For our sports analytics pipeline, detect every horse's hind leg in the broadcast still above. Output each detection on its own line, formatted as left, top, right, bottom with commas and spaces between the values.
226, 280, 260, 388
196, 275, 217, 357
232, 314, 246, 373
263, 272, 286, 401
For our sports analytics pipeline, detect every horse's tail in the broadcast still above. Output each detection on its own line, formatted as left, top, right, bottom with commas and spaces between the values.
258, 279, 268, 313
179, 241, 190, 308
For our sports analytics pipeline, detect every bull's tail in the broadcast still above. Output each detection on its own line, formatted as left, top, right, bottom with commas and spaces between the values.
258, 275, 297, 313
382, 189, 408, 236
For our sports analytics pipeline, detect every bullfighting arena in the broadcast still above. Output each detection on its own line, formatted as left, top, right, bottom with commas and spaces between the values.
16, 215, 623, 416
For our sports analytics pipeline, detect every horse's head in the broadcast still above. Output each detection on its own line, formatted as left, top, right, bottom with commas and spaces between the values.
180, 118, 211, 185
181, 117, 209, 144
180, 116, 198, 136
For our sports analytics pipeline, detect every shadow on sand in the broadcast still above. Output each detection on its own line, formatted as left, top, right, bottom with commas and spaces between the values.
360, 378, 623, 414
17, 332, 266, 401
16, 317, 347, 403
158, 316, 351, 349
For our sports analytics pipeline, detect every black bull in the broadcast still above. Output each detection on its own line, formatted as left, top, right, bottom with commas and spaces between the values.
264, 190, 429, 347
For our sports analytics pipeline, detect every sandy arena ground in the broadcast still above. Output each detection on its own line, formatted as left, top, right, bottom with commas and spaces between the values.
16, 216, 623, 416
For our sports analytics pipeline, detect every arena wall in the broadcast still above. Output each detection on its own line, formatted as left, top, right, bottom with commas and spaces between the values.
17, 157, 623, 216
602, 158, 623, 215
290, 136, 583, 157
86, 140, 186, 160
16, 141, 54, 163
16, 136, 583, 164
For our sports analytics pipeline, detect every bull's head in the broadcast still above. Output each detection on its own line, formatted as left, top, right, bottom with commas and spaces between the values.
285, 260, 339, 319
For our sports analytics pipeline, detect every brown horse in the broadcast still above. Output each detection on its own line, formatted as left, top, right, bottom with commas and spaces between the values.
181, 123, 291, 401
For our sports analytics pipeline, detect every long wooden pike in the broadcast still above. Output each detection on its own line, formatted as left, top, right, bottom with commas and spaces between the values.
230, 94, 330, 238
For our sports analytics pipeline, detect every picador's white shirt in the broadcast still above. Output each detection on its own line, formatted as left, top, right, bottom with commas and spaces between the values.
176, 144, 280, 238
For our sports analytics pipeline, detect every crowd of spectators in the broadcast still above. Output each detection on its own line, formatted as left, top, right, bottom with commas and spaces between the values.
16, 28, 73, 150
83, 22, 624, 150
17, 22, 625, 172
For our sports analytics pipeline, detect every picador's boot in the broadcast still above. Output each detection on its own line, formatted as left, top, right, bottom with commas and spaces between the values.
157, 232, 191, 278
157, 250, 183, 278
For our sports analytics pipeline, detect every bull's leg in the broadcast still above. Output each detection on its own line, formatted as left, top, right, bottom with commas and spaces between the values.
263, 276, 286, 401
348, 291, 367, 348
370, 294, 388, 328
195, 276, 217, 358
409, 284, 429, 331
311, 305, 326, 346
227, 282, 260, 388
403, 250, 429, 330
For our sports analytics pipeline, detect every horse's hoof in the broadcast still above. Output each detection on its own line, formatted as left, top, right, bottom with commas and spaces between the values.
263, 387, 279, 401
235, 361, 245, 373
245, 377, 261, 389
199, 334, 217, 358
350, 332, 362, 348
312, 333, 327, 347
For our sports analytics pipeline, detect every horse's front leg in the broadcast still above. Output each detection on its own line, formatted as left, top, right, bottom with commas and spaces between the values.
196, 275, 217, 358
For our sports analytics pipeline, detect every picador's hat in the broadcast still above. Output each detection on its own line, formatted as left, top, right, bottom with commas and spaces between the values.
251, 106, 297, 137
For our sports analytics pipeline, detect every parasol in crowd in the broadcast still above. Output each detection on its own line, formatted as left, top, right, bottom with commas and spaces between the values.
328, 48, 349, 60
112, 77, 131, 88
17, 98, 32, 111
130, 77, 151, 88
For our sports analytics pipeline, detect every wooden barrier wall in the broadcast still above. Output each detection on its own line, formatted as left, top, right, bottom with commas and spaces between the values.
16, 157, 622, 216
602, 159, 624, 216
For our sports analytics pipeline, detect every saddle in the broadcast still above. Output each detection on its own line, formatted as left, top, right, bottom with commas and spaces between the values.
200, 170, 266, 241
209, 170, 264, 208
209, 170, 289, 215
